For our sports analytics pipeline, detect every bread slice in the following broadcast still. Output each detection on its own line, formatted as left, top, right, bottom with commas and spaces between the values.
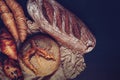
19, 35, 60, 79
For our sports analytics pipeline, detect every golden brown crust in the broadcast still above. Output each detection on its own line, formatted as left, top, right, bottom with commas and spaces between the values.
5, 0, 28, 42
3, 58, 23, 80
0, 29, 18, 60
0, 0, 19, 42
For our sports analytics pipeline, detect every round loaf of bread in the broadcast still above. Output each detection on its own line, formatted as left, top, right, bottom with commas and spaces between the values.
19, 34, 60, 79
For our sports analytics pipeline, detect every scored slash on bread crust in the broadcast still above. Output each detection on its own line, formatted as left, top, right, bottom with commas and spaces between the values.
19, 35, 60, 77
27, 0, 96, 54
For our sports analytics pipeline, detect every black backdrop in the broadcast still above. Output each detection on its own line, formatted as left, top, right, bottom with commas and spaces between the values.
3, 0, 120, 80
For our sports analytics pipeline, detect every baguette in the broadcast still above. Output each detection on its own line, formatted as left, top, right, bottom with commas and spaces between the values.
5, 0, 28, 42
27, 0, 96, 54
0, 0, 19, 42
0, 28, 18, 60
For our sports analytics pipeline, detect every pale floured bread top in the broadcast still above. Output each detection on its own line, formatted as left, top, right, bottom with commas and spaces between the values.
19, 35, 60, 79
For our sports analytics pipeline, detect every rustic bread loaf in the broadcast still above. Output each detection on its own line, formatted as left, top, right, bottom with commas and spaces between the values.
19, 35, 60, 79
27, 0, 96, 54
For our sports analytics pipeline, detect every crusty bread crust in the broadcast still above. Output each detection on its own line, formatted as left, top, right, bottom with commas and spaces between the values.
19, 35, 60, 79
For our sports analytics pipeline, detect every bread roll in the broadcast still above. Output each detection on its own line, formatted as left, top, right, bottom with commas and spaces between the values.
19, 34, 60, 79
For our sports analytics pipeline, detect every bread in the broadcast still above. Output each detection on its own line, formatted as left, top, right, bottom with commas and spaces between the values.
3, 58, 23, 80
27, 0, 96, 54
19, 34, 60, 79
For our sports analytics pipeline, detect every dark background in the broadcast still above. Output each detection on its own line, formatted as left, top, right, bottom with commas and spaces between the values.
14, 0, 120, 80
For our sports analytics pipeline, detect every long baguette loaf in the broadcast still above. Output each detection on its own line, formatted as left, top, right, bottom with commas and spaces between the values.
27, 0, 96, 54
